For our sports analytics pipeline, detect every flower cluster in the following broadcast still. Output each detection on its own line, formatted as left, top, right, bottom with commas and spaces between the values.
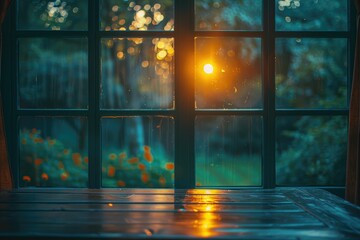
20, 128, 88, 187
102, 145, 174, 188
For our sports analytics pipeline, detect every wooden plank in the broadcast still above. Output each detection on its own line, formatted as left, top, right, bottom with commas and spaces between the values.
0, 202, 303, 212
285, 188, 360, 234
0, 191, 291, 204
0, 211, 323, 225
0, 223, 348, 240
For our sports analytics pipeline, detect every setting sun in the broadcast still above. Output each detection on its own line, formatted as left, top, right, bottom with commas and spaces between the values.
203, 63, 214, 74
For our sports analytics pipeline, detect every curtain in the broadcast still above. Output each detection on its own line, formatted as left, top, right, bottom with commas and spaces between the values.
346, 0, 360, 205
0, 0, 12, 191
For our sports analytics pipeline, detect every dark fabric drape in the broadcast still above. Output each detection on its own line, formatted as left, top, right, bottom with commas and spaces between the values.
0, 0, 12, 191
346, 0, 360, 205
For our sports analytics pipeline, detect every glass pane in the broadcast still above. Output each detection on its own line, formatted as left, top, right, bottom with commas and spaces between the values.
195, 116, 262, 187
101, 38, 174, 109
19, 117, 88, 187
276, 116, 347, 186
275, 38, 347, 109
195, 37, 262, 109
276, 0, 347, 31
100, 0, 174, 31
18, 0, 88, 30
19, 38, 88, 109
102, 116, 174, 188
195, 0, 262, 31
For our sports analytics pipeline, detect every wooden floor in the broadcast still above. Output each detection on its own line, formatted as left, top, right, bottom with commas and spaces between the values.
0, 188, 360, 239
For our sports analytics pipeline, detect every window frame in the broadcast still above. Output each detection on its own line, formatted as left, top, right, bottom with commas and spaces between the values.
1, 0, 356, 194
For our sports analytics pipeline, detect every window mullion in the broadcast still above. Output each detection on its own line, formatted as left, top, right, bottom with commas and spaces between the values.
174, 0, 195, 188
5, 2, 18, 188
263, 0, 276, 188
88, 0, 101, 189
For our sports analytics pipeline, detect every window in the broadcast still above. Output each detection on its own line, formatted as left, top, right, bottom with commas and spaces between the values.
1, 0, 355, 190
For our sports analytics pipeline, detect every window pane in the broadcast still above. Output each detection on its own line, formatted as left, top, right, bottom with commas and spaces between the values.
195, 0, 262, 31
195, 116, 262, 187
275, 0, 347, 31
195, 37, 262, 109
100, 0, 174, 31
19, 117, 88, 187
18, 0, 88, 30
101, 38, 174, 109
276, 116, 347, 186
102, 116, 174, 188
275, 38, 347, 109
19, 38, 88, 109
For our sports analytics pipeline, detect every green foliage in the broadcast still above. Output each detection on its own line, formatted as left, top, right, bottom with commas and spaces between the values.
276, 116, 347, 186
18, 0, 88, 30
196, 154, 261, 186
194, 0, 262, 30
20, 129, 88, 187
102, 146, 174, 188
20, 129, 174, 188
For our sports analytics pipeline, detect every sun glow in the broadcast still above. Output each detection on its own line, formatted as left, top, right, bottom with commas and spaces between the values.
203, 63, 214, 74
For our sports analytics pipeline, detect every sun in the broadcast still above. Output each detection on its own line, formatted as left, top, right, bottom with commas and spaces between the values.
203, 63, 214, 74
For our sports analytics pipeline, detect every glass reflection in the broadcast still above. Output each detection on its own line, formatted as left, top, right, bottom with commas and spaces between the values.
101, 38, 174, 109
18, 38, 88, 109
19, 117, 88, 187
195, 0, 262, 31
276, 0, 347, 31
100, 0, 174, 31
276, 116, 347, 186
195, 116, 262, 187
275, 38, 347, 109
195, 37, 262, 109
18, 0, 88, 30
102, 116, 174, 188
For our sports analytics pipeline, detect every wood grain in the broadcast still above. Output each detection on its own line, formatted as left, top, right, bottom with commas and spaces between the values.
0, 188, 359, 239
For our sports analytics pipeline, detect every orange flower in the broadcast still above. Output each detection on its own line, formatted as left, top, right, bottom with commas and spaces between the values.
33, 137, 44, 143
48, 139, 56, 145
144, 151, 153, 162
41, 173, 49, 181
63, 149, 69, 155
141, 172, 149, 183
21, 138, 27, 145
108, 166, 116, 177
165, 162, 174, 171
138, 163, 146, 170
22, 176, 31, 182
119, 152, 127, 159
143, 145, 151, 152
83, 157, 89, 164
58, 161, 64, 169
159, 176, 166, 185
127, 157, 139, 164
117, 180, 126, 187
60, 172, 69, 181
34, 158, 43, 166
72, 153, 82, 166
109, 153, 117, 160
